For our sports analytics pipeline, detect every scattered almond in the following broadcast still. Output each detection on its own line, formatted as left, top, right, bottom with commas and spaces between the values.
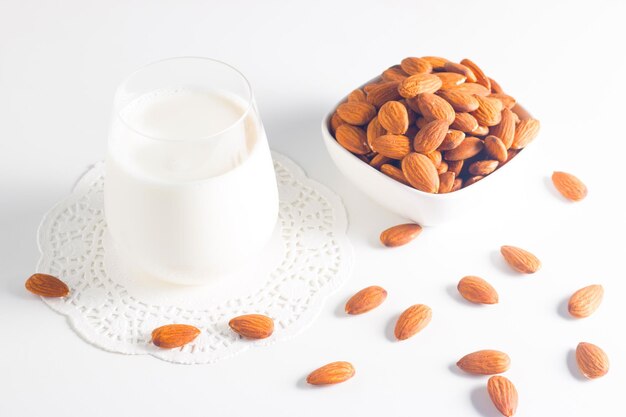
151, 324, 200, 349
500, 245, 541, 274
457, 276, 499, 304
307, 361, 355, 385
25, 273, 69, 298
229, 314, 274, 339
576, 342, 609, 379
551, 171, 587, 201
345, 286, 388, 315
380, 223, 422, 247
568, 284, 603, 318
457, 350, 510, 374
487, 375, 519, 416
394, 304, 432, 340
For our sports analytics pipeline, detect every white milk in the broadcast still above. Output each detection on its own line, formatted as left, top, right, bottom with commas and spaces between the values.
104, 88, 278, 284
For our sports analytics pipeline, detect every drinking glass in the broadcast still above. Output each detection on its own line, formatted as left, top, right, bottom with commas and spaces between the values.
104, 57, 278, 285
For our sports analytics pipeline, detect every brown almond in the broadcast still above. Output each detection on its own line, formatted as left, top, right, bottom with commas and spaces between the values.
413, 120, 449, 153
439, 129, 465, 151
448, 160, 464, 176
380, 223, 422, 247
443, 61, 477, 82
487, 376, 518, 416
457, 350, 510, 374
416, 93, 456, 123
444, 136, 484, 161
551, 171, 587, 201
490, 77, 504, 94
335, 124, 370, 155
446, 82, 491, 96
363, 82, 383, 94
229, 314, 274, 339
400, 57, 432, 75
421, 56, 448, 70
347, 89, 366, 103
438, 171, 455, 193
369, 153, 392, 169
381, 164, 411, 186
463, 175, 484, 187
460, 59, 491, 90
382, 65, 409, 82
366, 81, 402, 107
500, 245, 541, 274
398, 73, 442, 98
568, 285, 603, 318
472, 95, 503, 127
470, 125, 490, 137
437, 89, 480, 112
469, 160, 499, 176
151, 324, 200, 349
336, 102, 377, 126
450, 112, 479, 133
307, 361, 355, 385
402, 152, 440, 193
437, 161, 448, 174
511, 119, 540, 149
394, 304, 432, 340
451, 178, 463, 191
378, 101, 409, 134
25, 273, 70, 298
371, 134, 411, 159
576, 342, 609, 379
345, 286, 388, 314
491, 93, 516, 109
415, 117, 428, 129
329, 112, 345, 135
484, 135, 508, 162
366, 117, 387, 148
426, 150, 442, 167
434, 72, 466, 89
457, 276, 499, 304
490, 108, 516, 148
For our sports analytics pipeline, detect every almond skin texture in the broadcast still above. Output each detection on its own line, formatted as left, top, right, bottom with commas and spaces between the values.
394, 304, 432, 340
416, 93, 456, 123
552, 171, 587, 201
25, 273, 70, 297
472, 95, 503, 127
382, 65, 409, 82
446, 82, 491, 96
511, 119, 540, 149
438, 171, 455, 193
488, 376, 518, 416
448, 160, 464, 176
378, 101, 409, 134
366, 81, 402, 107
335, 124, 370, 155
443, 61, 477, 82
380, 223, 422, 247
400, 57, 432, 75
436, 89, 480, 112
484, 135, 508, 162
444, 137, 484, 161
460, 58, 491, 90
329, 112, 345, 135
413, 120, 449, 153
336, 102, 377, 126
490, 108, 516, 148
381, 164, 411, 186
347, 89, 367, 103
151, 324, 201, 349
401, 152, 440, 193
366, 117, 387, 148
457, 276, 499, 304
434, 72, 466, 89
439, 129, 466, 151
457, 350, 510, 374
398, 74, 442, 98
450, 112, 479, 133
421, 56, 448, 70
576, 342, 609, 379
568, 285, 604, 318
469, 160, 499, 176
371, 134, 411, 159
500, 245, 541, 274
307, 361, 355, 385
345, 286, 388, 314
229, 314, 274, 339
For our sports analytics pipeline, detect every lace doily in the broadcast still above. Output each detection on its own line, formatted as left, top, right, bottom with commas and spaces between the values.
36, 152, 353, 364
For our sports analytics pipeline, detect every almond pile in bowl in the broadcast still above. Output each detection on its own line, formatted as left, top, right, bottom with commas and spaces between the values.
329, 56, 540, 193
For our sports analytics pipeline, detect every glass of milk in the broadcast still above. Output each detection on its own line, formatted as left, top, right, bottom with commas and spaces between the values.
104, 57, 278, 285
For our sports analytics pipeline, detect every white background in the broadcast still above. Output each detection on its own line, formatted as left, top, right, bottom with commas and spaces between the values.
1, 1, 625, 416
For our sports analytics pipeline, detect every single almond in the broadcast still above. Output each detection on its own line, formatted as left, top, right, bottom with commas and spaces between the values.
460, 59, 491, 90
398, 73, 442, 98
413, 120, 449, 153
335, 124, 370, 155
371, 134, 411, 159
457, 350, 510, 374
444, 136, 484, 161
382, 65, 409, 82
469, 160, 499, 176
576, 342, 609, 379
450, 112, 479, 133
363, 82, 383, 94
381, 164, 411, 186
400, 57, 432, 75
345, 285, 388, 314
369, 153, 391, 169
500, 245, 541, 274
336, 102, 377, 126
470, 125, 490, 137
438, 171, 455, 193
394, 304, 432, 340
511, 119, 540, 149
568, 284, 603, 318
347, 89, 367, 103
378, 101, 409, 134
437, 160, 449, 174
25, 273, 69, 297
490, 93, 516, 109
437, 89, 480, 112
229, 314, 274, 339
151, 324, 200, 349
551, 171, 587, 201
446, 82, 491, 96
472, 95, 503, 127
416, 93, 456, 123
307, 361, 355, 385
434, 72, 467, 89
366, 81, 402, 107
443, 61, 477, 82
380, 223, 422, 247
448, 160, 464, 176
439, 129, 466, 151
366, 117, 387, 148
487, 376, 519, 417
426, 150, 442, 167
463, 175, 484, 187
484, 135, 508, 162
401, 152, 440, 193
329, 112, 345, 135
457, 276, 499, 304
421, 56, 448, 70
490, 108, 516, 149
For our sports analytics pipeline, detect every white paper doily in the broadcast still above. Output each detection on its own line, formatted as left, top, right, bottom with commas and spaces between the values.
36, 151, 353, 364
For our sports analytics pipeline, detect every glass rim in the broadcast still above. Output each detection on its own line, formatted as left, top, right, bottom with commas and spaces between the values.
115, 56, 254, 142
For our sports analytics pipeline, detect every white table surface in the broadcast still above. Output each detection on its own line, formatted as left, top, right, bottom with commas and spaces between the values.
1, 1, 625, 415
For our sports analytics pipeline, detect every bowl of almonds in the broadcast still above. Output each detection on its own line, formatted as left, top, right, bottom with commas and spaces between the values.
321, 56, 540, 225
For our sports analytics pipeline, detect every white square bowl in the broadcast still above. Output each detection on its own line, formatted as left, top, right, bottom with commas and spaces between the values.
321, 92, 536, 226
